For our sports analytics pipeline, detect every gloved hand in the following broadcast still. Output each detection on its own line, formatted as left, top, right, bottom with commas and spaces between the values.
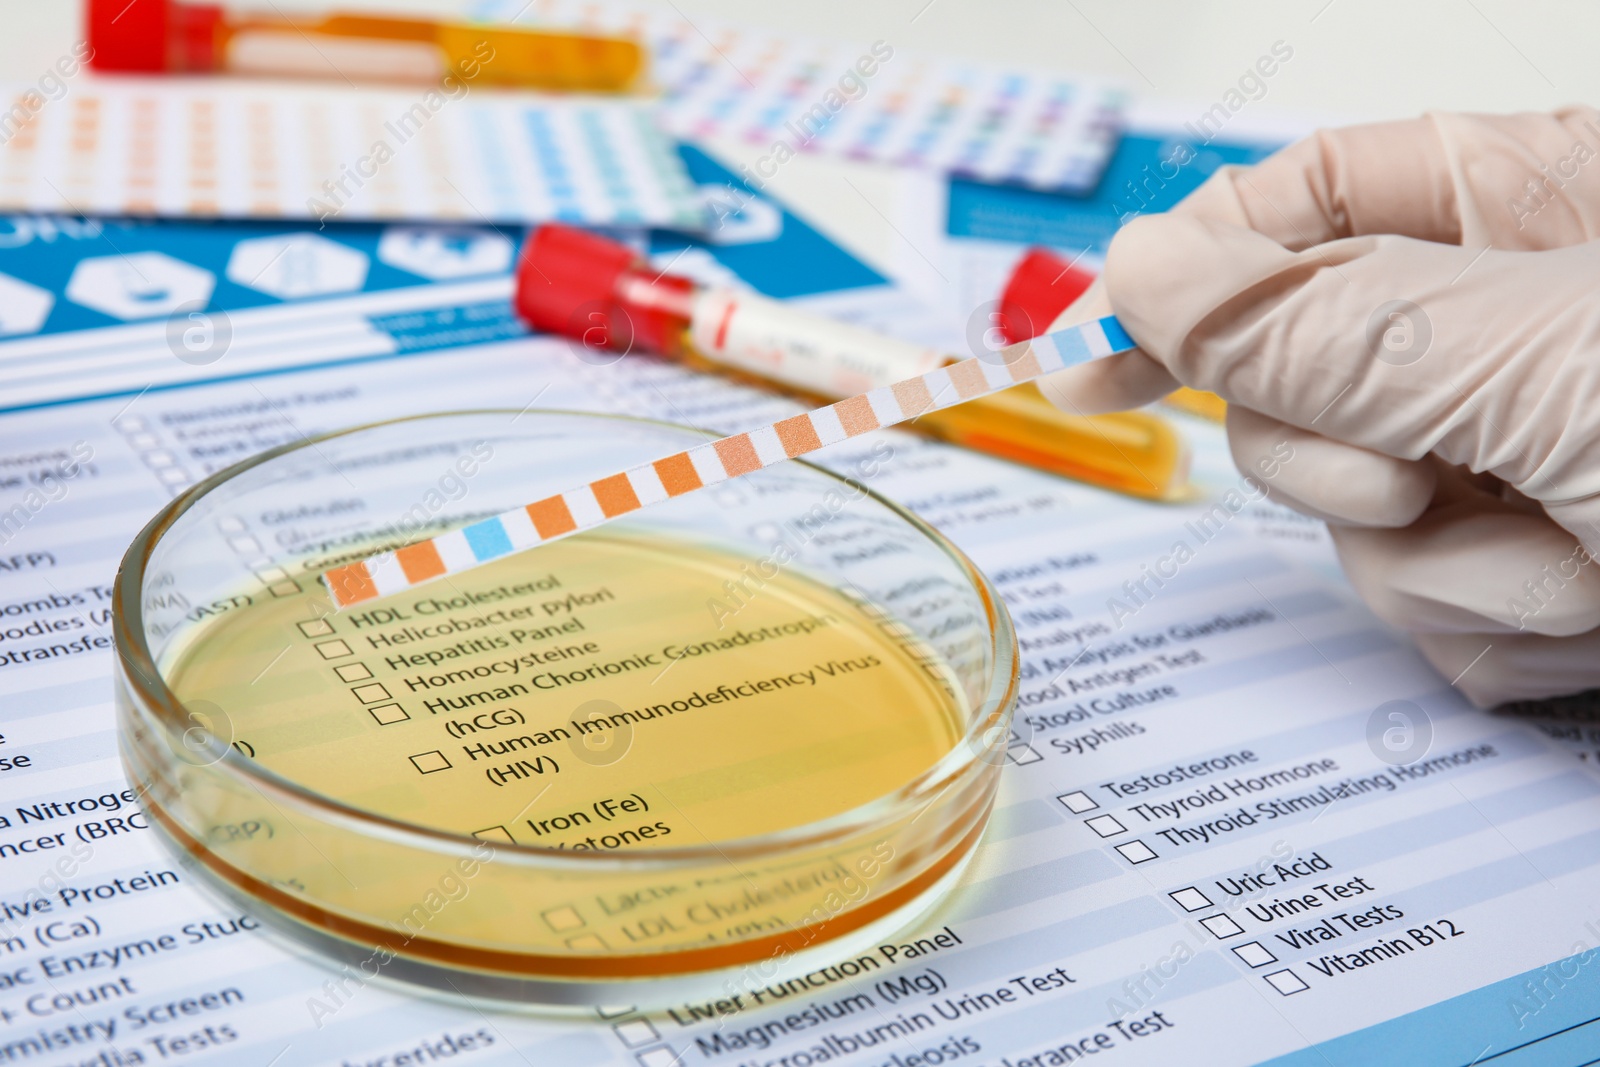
1039, 108, 1600, 706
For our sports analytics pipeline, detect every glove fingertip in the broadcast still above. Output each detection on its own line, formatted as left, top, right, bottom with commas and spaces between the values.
1227, 407, 1437, 528
1038, 350, 1178, 416
1103, 214, 1290, 369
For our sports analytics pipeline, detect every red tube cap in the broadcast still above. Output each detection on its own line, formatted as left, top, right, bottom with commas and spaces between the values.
85, 0, 223, 72
86, 0, 170, 72
515, 224, 638, 338
997, 247, 1097, 345
515, 224, 695, 356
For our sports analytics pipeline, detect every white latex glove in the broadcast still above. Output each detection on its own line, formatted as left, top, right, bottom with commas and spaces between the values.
1040, 109, 1600, 706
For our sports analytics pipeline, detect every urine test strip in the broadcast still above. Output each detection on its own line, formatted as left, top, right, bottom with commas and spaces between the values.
323, 315, 1136, 607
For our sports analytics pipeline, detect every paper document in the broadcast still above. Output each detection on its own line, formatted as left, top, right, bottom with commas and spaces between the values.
0, 78, 707, 229
480, 0, 1125, 193
0, 152, 1596, 1065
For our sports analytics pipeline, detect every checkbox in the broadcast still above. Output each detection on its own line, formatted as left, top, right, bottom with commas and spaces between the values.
351, 683, 392, 704
117, 416, 148, 433
227, 534, 262, 553
613, 1020, 660, 1047
1200, 914, 1245, 939
409, 750, 451, 774
878, 619, 914, 640
473, 825, 514, 843
298, 619, 334, 637
142, 449, 177, 468
1263, 969, 1309, 995
1169, 886, 1213, 912
1114, 840, 1158, 864
636, 1048, 682, 1067
368, 703, 409, 726
1007, 743, 1043, 765
315, 639, 353, 659
566, 934, 607, 951
542, 905, 585, 932
158, 466, 192, 485
336, 662, 373, 682
595, 1005, 635, 1019
1085, 814, 1127, 838
128, 432, 159, 448
1057, 790, 1098, 813
268, 581, 300, 597
1233, 941, 1278, 968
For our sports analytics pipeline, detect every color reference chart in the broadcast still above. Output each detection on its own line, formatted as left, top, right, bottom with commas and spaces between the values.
0, 78, 707, 228
481, 0, 1126, 192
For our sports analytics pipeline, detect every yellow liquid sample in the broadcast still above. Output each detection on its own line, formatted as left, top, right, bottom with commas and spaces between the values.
164, 530, 967, 850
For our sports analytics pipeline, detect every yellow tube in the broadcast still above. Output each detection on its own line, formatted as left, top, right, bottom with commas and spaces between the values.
911, 384, 1192, 502
1164, 386, 1227, 422
219, 13, 646, 92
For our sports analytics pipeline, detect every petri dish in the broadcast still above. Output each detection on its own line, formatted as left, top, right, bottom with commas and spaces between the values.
114, 410, 1018, 1007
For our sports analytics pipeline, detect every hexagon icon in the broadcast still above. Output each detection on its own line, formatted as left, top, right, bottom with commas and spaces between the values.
0, 272, 53, 335
65, 253, 215, 321
226, 234, 369, 299
700, 184, 783, 246
377, 226, 513, 280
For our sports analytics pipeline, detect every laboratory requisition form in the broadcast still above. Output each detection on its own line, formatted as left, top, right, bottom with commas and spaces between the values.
0, 184, 1597, 1067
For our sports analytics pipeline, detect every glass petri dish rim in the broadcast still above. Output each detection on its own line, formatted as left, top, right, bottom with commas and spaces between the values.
114, 408, 1019, 871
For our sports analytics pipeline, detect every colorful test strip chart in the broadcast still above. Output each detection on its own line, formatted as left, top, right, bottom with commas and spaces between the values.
483, 0, 1126, 192
0, 78, 707, 228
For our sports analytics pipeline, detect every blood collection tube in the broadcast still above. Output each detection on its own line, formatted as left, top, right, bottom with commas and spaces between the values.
85, 0, 645, 92
515, 225, 1191, 500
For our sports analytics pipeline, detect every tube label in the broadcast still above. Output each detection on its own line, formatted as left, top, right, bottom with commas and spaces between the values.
688, 290, 948, 397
